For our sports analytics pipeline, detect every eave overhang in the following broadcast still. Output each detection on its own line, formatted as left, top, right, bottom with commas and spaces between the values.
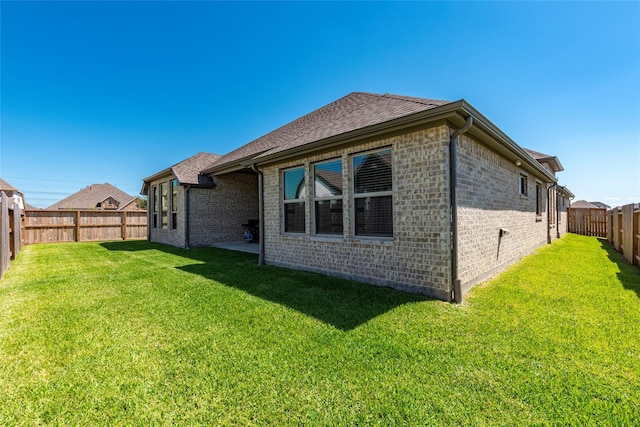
141, 167, 175, 195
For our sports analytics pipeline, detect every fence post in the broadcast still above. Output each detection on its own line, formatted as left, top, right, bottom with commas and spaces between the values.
634, 209, 639, 265
10, 201, 23, 260
75, 211, 81, 242
123, 211, 127, 240
1, 192, 9, 278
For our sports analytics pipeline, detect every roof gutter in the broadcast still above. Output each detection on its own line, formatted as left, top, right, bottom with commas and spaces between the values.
547, 182, 558, 244
449, 114, 474, 304
204, 102, 468, 175
185, 184, 191, 249
456, 102, 556, 183
221, 101, 555, 185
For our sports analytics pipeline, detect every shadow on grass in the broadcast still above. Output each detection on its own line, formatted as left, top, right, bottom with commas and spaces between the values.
100, 241, 429, 330
599, 239, 640, 299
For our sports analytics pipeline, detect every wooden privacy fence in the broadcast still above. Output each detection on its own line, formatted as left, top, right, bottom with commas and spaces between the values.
567, 207, 607, 237
607, 203, 640, 265
23, 210, 147, 245
0, 191, 24, 278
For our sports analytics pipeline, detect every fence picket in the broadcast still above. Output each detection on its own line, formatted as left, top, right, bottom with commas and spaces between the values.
607, 203, 640, 265
568, 207, 607, 237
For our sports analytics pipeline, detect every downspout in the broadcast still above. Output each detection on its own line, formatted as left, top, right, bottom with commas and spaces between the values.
146, 187, 151, 242
251, 164, 265, 265
449, 115, 473, 304
185, 184, 191, 249
547, 182, 557, 244
556, 188, 561, 239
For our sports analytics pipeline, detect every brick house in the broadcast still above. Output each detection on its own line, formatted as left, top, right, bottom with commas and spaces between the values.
142, 152, 259, 248
146, 92, 573, 302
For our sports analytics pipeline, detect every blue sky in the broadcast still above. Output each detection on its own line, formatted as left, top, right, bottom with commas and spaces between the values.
1, 1, 638, 208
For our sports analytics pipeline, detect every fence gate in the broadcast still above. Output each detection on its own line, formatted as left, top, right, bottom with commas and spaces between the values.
568, 207, 607, 237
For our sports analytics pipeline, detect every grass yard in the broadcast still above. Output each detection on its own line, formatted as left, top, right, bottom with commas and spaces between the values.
0, 234, 638, 425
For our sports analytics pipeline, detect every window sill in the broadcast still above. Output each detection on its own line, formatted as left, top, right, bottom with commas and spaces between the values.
348, 236, 394, 245
282, 233, 306, 239
311, 234, 344, 243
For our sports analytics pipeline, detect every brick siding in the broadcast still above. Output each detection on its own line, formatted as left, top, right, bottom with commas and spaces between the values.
261, 124, 557, 300
148, 178, 187, 247
456, 133, 551, 293
188, 173, 259, 246
262, 124, 452, 300
148, 172, 258, 248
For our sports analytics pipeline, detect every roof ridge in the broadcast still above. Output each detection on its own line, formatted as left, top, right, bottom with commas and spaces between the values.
381, 93, 449, 108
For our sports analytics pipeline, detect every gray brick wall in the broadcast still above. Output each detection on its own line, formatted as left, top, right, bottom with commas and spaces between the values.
147, 177, 187, 248
189, 172, 259, 246
148, 172, 259, 248
149, 124, 562, 301
261, 124, 558, 300
262, 125, 452, 300
455, 133, 550, 293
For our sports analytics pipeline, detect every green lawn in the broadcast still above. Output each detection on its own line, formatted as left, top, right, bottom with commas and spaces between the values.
0, 234, 638, 426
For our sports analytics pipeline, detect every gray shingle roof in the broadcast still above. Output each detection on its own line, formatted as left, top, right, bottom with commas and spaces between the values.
570, 200, 599, 209
524, 148, 564, 172
204, 92, 450, 172
46, 183, 137, 210
172, 152, 221, 184
141, 152, 221, 195
143, 152, 221, 185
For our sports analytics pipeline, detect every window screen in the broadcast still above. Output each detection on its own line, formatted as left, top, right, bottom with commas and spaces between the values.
353, 149, 393, 237
283, 167, 306, 233
314, 159, 343, 235
160, 182, 168, 228
171, 180, 178, 229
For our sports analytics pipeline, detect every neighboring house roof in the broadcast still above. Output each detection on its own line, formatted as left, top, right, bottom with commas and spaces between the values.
202, 91, 558, 184
314, 169, 343, 195
0, 178, 19, 193
591, 201, 610, 209
570, 200, 599, 209
120, 197, 143, 210
47, 183, 137, 210
142, 152, 221, 195
0, 178, 28, 207
524, 149, 564, 173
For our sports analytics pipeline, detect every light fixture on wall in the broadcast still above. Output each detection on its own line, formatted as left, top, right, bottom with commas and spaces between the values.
515, 159, 522, 166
